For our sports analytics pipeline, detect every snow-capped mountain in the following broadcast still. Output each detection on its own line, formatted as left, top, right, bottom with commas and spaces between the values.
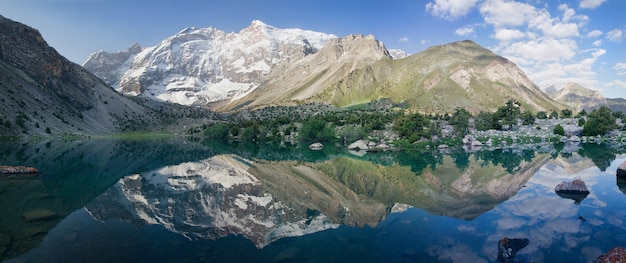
83, 20, 338, 106
85, 155, 341, 248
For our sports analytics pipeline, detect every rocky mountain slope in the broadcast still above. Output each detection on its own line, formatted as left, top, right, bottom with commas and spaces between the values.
83, 20, 338, 106
222, 33, 394, 111
0, 16, 148, 136
85, 20, 562, 114
547, 82, 626, 113
227, 40, 563, 113
0, 16, 217, 136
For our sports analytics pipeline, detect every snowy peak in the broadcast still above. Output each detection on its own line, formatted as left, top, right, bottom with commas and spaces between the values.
83, 20, 340, 106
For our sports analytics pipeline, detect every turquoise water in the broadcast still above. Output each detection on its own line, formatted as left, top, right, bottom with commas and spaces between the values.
1, 138, 625, 262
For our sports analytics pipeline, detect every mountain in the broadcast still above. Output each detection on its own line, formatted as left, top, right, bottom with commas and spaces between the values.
547, 82, 607, 112
226, 40, 562, 113
83, 20, 339, 106
547, 82, 626, 113
0, 16, 218, 136
85, 155, 392, 248
221, 33, 394, 111
0, 15, 149, 136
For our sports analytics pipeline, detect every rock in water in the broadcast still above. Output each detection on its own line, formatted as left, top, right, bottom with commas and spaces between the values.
594, 246, 626, 263
22, 208, 57, 222
308, 142, 323, 150
347, 140, 369, 151
555, 179, 590, 204
617, 161, 626, 177
498, 237, 529, 263
0, 165, 39, 174
555, 179, 590, 194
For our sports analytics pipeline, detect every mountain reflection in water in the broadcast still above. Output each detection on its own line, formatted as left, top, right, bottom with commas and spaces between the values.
3, 139, 626, 262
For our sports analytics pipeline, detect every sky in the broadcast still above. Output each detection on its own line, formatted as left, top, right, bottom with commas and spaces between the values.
1, 0, 625, 98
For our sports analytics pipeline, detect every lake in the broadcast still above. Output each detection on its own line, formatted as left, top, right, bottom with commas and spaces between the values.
1, 138, 625, 262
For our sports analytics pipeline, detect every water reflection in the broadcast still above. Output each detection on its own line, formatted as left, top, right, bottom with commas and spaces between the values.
2, 140, 626, 262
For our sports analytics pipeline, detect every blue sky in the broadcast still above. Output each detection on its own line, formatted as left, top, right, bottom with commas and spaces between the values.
2, 0, 625, 98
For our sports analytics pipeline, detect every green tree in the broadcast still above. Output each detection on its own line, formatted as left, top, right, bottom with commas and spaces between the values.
392, 112, 433, 142
536, 111, 548, 119
474, 111, 494, 131
241, 125, 260, 141
521, 111, 536, 125
494, 99, 521, 130
299, 118, 335, 141
578, 117, 586, 127
553, 124, 565, 136
550, 110, 559, 119
583, 106, 617, 136
576, 109, 587, 117
449, 108, 472, 137
203, 123, 231, 139
561, 109, 573, 118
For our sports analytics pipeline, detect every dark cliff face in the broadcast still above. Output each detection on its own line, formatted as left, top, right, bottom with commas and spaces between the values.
0, 16, 171, 136
0, 16, 97, 111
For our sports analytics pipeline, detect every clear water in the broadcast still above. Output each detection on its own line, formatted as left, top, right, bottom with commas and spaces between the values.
1, 138, 625, 262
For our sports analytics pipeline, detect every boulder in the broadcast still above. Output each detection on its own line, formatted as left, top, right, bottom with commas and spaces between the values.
555, 179, 589, 193
348, 140, 369, 151
471, 140, 483, 147
594, 246, 626, 263
498, 237, 529, 263
308, 142, 323, 150
462, 135, 475, 145
569, 135, 581, 142
437, 144, 449, 150
375, 143, 390, 151
618, 160, 626, 178
555, 179, 590, 204
0, 165, 39, 175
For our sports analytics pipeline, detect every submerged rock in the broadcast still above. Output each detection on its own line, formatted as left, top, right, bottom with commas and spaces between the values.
594, 246, 626, 263
498, 237, 529, 263
22, 208, 57, 222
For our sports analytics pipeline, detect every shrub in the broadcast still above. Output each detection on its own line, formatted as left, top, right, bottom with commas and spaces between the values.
583, 106, 617, 136
553, 124, 565, 136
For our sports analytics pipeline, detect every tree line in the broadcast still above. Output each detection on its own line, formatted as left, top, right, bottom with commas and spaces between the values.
190, 100, 624, 146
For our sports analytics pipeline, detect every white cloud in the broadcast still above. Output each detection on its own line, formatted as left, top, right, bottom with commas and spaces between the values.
455, 26, 475, 37
615, 63, 626, 75
559, 4, 576, 23
592, 40, 602, 46
479, 0, 538, 28
398, 37, 409, 43
503, 38, 577, 62
494, 28, 526, 42
579, 0, 607, 9
420, 39, 429, 45
425, 0, 480, 20
587, 30, 603, 38
606, 29, 624, 43
604, 80, 626, 90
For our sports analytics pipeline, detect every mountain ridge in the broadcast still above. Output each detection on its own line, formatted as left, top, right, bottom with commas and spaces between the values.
84, 20, 564, 114
0, 15, 216, 137
547, 82, 626, 113
225, 39, 563, 113
83, 20, 339, 106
